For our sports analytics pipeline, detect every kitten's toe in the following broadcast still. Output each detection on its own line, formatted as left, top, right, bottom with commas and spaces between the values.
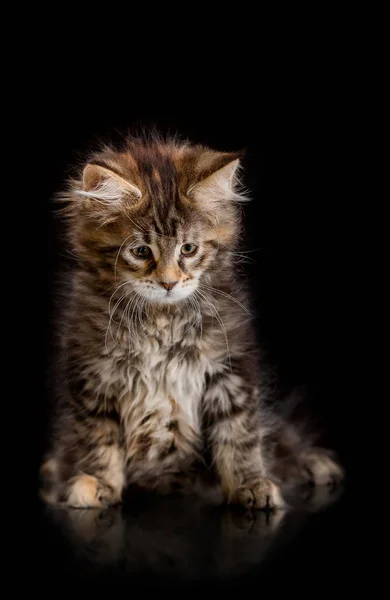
233, 477, 285, 510
300, 450, 344, 486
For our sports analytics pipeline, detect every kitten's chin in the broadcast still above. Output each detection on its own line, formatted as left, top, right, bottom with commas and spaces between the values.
136, 287, 196, 305
150, 296, 184, 305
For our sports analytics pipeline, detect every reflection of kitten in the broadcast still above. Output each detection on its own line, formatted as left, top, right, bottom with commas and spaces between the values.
45, 485, 342, 583
41, 133, 343, 509
46, 500, 283, 579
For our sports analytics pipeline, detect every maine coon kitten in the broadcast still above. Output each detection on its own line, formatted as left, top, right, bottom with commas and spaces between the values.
40, 133, 344, 509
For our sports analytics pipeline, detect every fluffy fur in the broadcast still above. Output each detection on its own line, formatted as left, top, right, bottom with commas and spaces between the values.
41, 133, 344, 509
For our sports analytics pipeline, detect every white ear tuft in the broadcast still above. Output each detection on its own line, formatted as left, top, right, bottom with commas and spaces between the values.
207, 158, 240, 191
78, 164, 142, 204
188, 158, 244, 203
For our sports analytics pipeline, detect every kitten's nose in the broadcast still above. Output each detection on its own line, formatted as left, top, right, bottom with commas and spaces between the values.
159, 281, 178, 291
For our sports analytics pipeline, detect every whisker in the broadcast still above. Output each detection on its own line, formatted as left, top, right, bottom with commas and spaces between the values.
126, 292, 141, 351
117, 291, 136, 340
199, 284, 251, 316
137, 295, 145, 331
59, 252, 79, 263
127, 293, 141, 350
183, 296, 200, 335
140, 296, 147, 331
109, 286, 133, 324
124, 212, 146, 232
114, 234, 137, 283
195, 288, 231, 372
230, 254, 257, 265
105, 288, 135, 352
108, 280, 133, 314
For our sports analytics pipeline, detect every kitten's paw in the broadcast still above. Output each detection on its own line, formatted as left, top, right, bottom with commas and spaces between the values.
66, 474, 121, 508
232, 477, 284, 510
300, 450, 344, 486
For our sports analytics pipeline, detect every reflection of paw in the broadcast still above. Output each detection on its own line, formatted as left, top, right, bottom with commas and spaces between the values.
65, 508, 110, 542
48, 505, 124, 566
300, 450, 344, 486
232, 478, 284, 510
66, 474, 121, 508
223, 505, 286, 537
296, 481, 345, 512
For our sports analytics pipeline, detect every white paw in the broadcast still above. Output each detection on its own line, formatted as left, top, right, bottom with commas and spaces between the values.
66, 474, 121, 508
67, 475, 103, 508
233, 477, 285, 510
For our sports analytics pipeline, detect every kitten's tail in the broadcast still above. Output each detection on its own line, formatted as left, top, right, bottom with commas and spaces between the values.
263, 385, 343, 488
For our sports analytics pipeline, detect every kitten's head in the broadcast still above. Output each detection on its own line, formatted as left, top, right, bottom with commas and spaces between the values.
61, 135, 247, 305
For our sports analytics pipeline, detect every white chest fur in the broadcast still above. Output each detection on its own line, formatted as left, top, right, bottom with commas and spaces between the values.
94, 313, 213, 433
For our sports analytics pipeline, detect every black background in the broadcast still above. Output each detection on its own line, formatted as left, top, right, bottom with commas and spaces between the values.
18, 24, 368, 592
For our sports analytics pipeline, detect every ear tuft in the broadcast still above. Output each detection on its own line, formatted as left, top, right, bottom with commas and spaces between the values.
83, 164, 106, 192
79, 164, 142, 204
187, 154, 245, 203
207, 158, 240, 191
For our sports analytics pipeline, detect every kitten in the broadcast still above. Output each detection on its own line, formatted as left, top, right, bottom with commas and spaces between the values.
40, 133, 344, 509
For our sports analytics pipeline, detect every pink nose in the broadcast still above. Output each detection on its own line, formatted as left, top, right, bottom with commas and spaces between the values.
159, 281, 178, 291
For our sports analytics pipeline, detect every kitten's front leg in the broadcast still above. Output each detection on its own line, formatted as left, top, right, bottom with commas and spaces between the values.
40, 396, 125, 508
203, 373, 284, 510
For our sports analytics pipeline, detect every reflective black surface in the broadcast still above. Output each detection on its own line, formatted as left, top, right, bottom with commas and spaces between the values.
35, 481, 354, 591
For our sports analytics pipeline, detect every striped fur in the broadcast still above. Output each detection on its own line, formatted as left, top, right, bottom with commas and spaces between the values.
41, 133, 344, 509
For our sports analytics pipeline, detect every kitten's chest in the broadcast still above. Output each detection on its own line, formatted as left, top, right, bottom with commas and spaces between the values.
110, 314, 210, 430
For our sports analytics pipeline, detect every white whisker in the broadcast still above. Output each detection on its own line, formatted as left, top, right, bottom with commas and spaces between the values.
107, 280, 133, 314
105, 287, 135, 352
195, 288, 231, 372
114, 234, 137, 283
199, 283, 251, 316
183, 296, 200, 335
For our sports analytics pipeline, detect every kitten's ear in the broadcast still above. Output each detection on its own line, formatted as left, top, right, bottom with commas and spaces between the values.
187, 152, 243, 201
80, 163, 142, 205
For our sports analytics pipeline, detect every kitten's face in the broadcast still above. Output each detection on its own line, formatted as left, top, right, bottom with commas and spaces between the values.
66, 137, 245, 306
120, 226, 216, 305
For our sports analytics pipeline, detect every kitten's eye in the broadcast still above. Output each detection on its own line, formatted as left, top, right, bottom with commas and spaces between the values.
181, 243, 198, 256
132, 246, 151, 259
